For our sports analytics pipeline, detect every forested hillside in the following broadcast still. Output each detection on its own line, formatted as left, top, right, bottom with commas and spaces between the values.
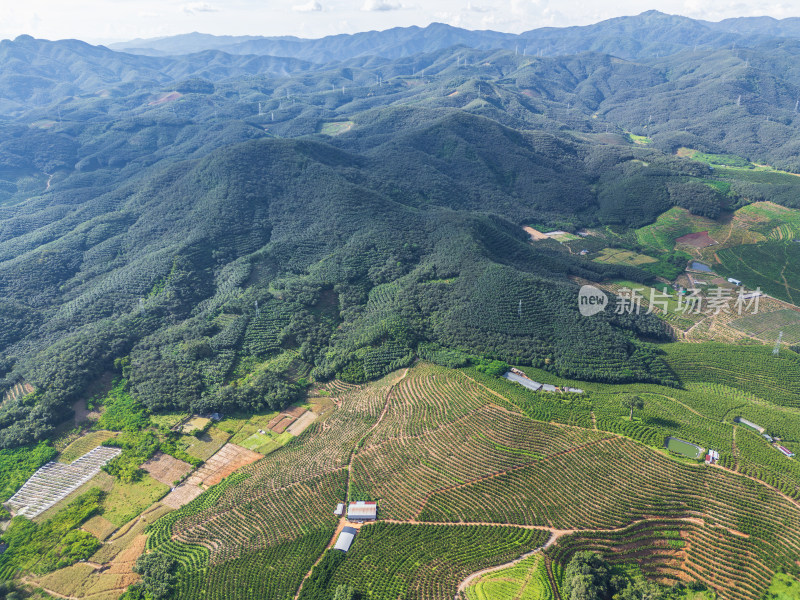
3, 11, 800, 448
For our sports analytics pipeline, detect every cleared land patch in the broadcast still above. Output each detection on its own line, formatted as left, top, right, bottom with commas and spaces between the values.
180, 426, 230, 461
287, 410, 317, 436
141, 452, 194, 486
319, 121, 354, 136
185, 443, 262, 488
594, 248, 658, 266
636, 207, 715, 253
160, 484, 205, 510
675, 231, 717, 248
182, 416, 211, 434
523, 226, 548, 241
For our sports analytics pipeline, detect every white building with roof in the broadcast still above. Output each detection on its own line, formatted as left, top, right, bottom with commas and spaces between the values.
334, 526, 358, 552
347, 501, 377, 522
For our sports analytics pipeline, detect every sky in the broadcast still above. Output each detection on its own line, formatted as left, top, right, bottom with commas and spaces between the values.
1, 0, 799, 44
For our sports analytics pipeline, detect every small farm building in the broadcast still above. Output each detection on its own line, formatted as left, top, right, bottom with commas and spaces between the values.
733, 417, 765, 433
334, 503, 344, 516
347, 501, 377, 522
778, 445, 795, 458
727, 278, 742, 286
334, 527, 358, 552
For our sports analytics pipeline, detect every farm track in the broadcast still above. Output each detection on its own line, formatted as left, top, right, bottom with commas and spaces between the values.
293, 369, 409, 600
456, 517, 711, 597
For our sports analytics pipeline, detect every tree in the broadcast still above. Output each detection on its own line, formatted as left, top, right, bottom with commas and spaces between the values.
133, 552, 177, 600
562, 552, 611, 600
332, 584, 355, 600
622, 395, 644, 420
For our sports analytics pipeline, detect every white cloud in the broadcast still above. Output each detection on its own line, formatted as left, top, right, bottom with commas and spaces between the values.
292, 0, 323, 12
466, 2, 492, 12
362, 0, 403, 12
182, 2, 217, 15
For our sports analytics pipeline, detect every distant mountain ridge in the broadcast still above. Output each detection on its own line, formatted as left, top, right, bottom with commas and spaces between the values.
107, 11, 800, 61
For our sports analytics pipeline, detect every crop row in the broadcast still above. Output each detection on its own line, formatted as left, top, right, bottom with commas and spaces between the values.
173, 530, 333, 600
317, 523, 550, 600
352, 403, 606, 519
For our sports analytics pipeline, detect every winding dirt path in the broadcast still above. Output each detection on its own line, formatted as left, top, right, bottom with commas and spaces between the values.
457, 533, 564, 593
293, 369, 408, 600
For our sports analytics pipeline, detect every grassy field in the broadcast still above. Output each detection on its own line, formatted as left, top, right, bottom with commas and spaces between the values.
766, 572, 800, 600
58, 430, 117, 464
237, 431, 292, 454
629, 133, 652, 145
678, 148, 752, 168
179, 426, 230, 461
226, 411, 295, 454
33, 470, 169, 527
182, 416, 211, 434
101, 474, 170, 526
594, 248, 658, 266
319, 121, 354, 136
150, 412, 188, 429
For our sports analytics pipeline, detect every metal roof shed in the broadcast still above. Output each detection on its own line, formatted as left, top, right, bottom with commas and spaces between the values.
334, 526, 358, 552
347, 501, 377, 521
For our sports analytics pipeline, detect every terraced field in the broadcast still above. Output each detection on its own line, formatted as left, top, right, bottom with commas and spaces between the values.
122, 361, 800, 600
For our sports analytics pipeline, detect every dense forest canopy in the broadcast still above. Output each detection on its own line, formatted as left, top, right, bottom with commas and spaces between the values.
2, 11, 800, 447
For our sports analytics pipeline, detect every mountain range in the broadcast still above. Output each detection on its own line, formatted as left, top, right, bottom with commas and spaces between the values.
2, 10, 800, 447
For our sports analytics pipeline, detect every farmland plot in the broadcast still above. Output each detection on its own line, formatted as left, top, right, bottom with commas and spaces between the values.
141, 452, 194, 486
185, 443, 262, 487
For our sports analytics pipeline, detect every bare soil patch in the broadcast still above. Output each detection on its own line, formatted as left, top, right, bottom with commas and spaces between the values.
161, 483, 205, 509
148, 91, 182, 105
271, 416, 295, 433
141, 452, 194, 485
185, 443, 263, 488
284, 406, 307, 418
523, 226, 547, 241
287, 411, 318, 436
676, 231, 717, 248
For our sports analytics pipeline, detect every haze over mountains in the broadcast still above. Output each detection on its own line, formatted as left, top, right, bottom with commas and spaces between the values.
2, 9, 800, 447
108, 11, 800, 60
